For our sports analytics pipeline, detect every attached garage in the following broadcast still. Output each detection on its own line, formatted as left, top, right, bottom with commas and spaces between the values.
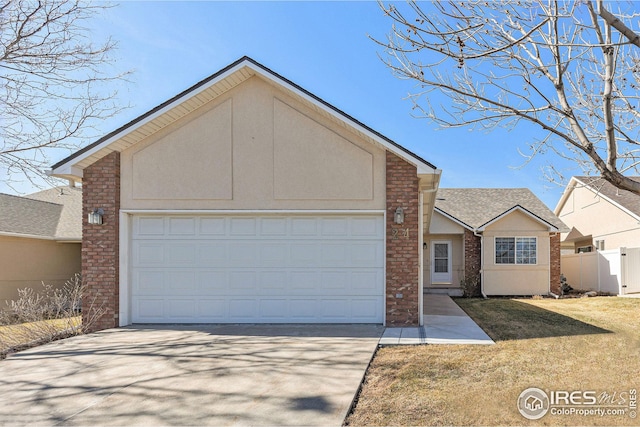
130, 214, 384, 323
51, 57, 441, 331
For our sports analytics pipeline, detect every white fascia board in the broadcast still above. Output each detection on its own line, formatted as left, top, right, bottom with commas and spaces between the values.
49, 164, 84, 180
477, 205, 559, 232
553, 176, 579, 215
0, 231, 55, 241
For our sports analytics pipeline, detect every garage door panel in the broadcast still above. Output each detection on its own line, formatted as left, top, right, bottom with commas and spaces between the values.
290, 243, 319, 266
289, 271, 319, 292
260, 217, 288, 235
131, 215, 383, 323
135, 243, 165, 265
168, 217, 196, 235
351, 298, 380, 320
136, 216, 165, 236
199, 217, 226, 235
291, 218, 318, 236
351, 216, 382, 236
351, 271, 383, 293
350, 242, 383, 266
136, 298, 165, 320
259, 271, 288, 291
167, 299, 196, 319
136, 271, 165, 293
228, 299, 257, 319
196, 299, 227, 320
259, 299, 288, 319
321, 218, 349, 236
198, 271, 228, 293
198, 243, 228, 264
167, 243, 197, 265
230, 217, 257, 235
229, 271, 257, 291
260, 243, 289, 265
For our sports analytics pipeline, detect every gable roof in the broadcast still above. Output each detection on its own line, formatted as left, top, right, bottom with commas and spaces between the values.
554, 176, 640, 221
435, 188, 568, 232
50, 56, 438, 180
0, 186, 81, 241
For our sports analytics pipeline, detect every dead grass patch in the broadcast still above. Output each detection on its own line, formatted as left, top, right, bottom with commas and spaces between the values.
346, 297, 640, 426
0, 316, 82, 358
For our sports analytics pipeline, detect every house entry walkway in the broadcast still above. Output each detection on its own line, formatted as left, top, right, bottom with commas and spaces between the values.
379, 294, 494, 345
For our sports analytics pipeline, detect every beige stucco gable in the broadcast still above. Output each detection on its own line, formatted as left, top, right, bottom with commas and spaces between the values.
556, 182, 640, 250
429, 210, 465, 234
483, 208, 551, 233
120, 76, 386, 210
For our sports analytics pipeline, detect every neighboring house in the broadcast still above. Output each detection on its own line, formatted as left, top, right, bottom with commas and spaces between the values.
426, 188, 568, 296
0, 186, 82, 303
554, 176, 640, 253
50, 57, 442, 331
554, 176, 640, 295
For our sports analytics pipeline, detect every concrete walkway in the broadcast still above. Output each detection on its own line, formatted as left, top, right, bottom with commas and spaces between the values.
380, 294, 494, 345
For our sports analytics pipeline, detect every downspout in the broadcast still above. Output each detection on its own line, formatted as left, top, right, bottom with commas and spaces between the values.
473, 230, 487, 299
548, 232, 560, 299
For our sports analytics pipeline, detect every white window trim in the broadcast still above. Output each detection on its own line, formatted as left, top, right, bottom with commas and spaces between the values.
494, 236, 538, 266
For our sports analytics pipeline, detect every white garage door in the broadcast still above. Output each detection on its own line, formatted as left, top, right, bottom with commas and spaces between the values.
131, 214, 384, 323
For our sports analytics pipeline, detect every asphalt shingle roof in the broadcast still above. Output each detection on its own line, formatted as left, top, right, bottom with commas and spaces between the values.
0, 186, 81, 240
435, 188, 568, 232
574, 176, 640, 219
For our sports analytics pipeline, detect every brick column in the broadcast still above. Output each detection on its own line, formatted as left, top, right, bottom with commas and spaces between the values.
463, 229, 482, 296
550, 233, 561, 294
385, 151, 420, 326
82, 151, 120, 332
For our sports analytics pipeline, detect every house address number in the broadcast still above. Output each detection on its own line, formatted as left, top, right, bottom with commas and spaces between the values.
391, 228, 410, 239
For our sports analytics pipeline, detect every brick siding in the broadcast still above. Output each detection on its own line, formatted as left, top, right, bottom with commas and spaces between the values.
385, 151, 420, 326
82, 151, 120, 332
463, 229, 482, 296
550, 233, 561, 294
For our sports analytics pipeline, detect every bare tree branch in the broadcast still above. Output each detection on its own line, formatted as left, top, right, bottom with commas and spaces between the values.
0, 0, 131, 190
376, 0, 640, 194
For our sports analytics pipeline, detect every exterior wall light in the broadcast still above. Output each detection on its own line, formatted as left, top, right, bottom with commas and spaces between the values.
394, 207, 404, 225
88, 208, 104, 225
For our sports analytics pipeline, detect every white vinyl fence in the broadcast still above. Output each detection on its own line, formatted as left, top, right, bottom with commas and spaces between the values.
561, 247, 640, 295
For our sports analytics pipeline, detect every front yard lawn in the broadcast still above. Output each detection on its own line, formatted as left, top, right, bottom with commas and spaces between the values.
346, 297, 640, 426
0, 316, 81, 359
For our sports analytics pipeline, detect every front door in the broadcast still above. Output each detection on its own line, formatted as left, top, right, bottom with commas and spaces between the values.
431, 240, 452, 284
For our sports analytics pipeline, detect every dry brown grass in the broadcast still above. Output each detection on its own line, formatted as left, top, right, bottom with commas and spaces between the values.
346, 297, 640, 426
0, 316, 82, 357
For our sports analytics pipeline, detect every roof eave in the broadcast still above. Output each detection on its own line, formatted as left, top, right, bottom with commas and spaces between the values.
476, 205, 560, 233
50, 57, 437, 180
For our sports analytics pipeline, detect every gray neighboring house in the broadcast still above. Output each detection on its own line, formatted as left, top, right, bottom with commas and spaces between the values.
425, 188, 568, 296
0, 186, 81, 303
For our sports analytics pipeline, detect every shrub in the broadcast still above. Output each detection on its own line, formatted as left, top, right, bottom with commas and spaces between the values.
0, 274, 103, 358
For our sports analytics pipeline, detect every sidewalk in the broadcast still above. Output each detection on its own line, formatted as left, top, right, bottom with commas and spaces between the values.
380, 294, 494, 345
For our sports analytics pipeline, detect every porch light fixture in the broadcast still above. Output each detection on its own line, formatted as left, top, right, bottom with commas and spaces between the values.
88, 208, 104, 225
394, 207, 404, 225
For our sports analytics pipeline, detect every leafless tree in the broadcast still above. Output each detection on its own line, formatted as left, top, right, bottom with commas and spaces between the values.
0, 0, 129, 189
377, 0, 640, 194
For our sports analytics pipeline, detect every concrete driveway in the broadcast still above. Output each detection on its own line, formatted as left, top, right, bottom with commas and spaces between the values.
0, 324, 383, 426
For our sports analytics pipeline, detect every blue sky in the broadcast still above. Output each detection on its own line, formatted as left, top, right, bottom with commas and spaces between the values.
7, 1, 573, 209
